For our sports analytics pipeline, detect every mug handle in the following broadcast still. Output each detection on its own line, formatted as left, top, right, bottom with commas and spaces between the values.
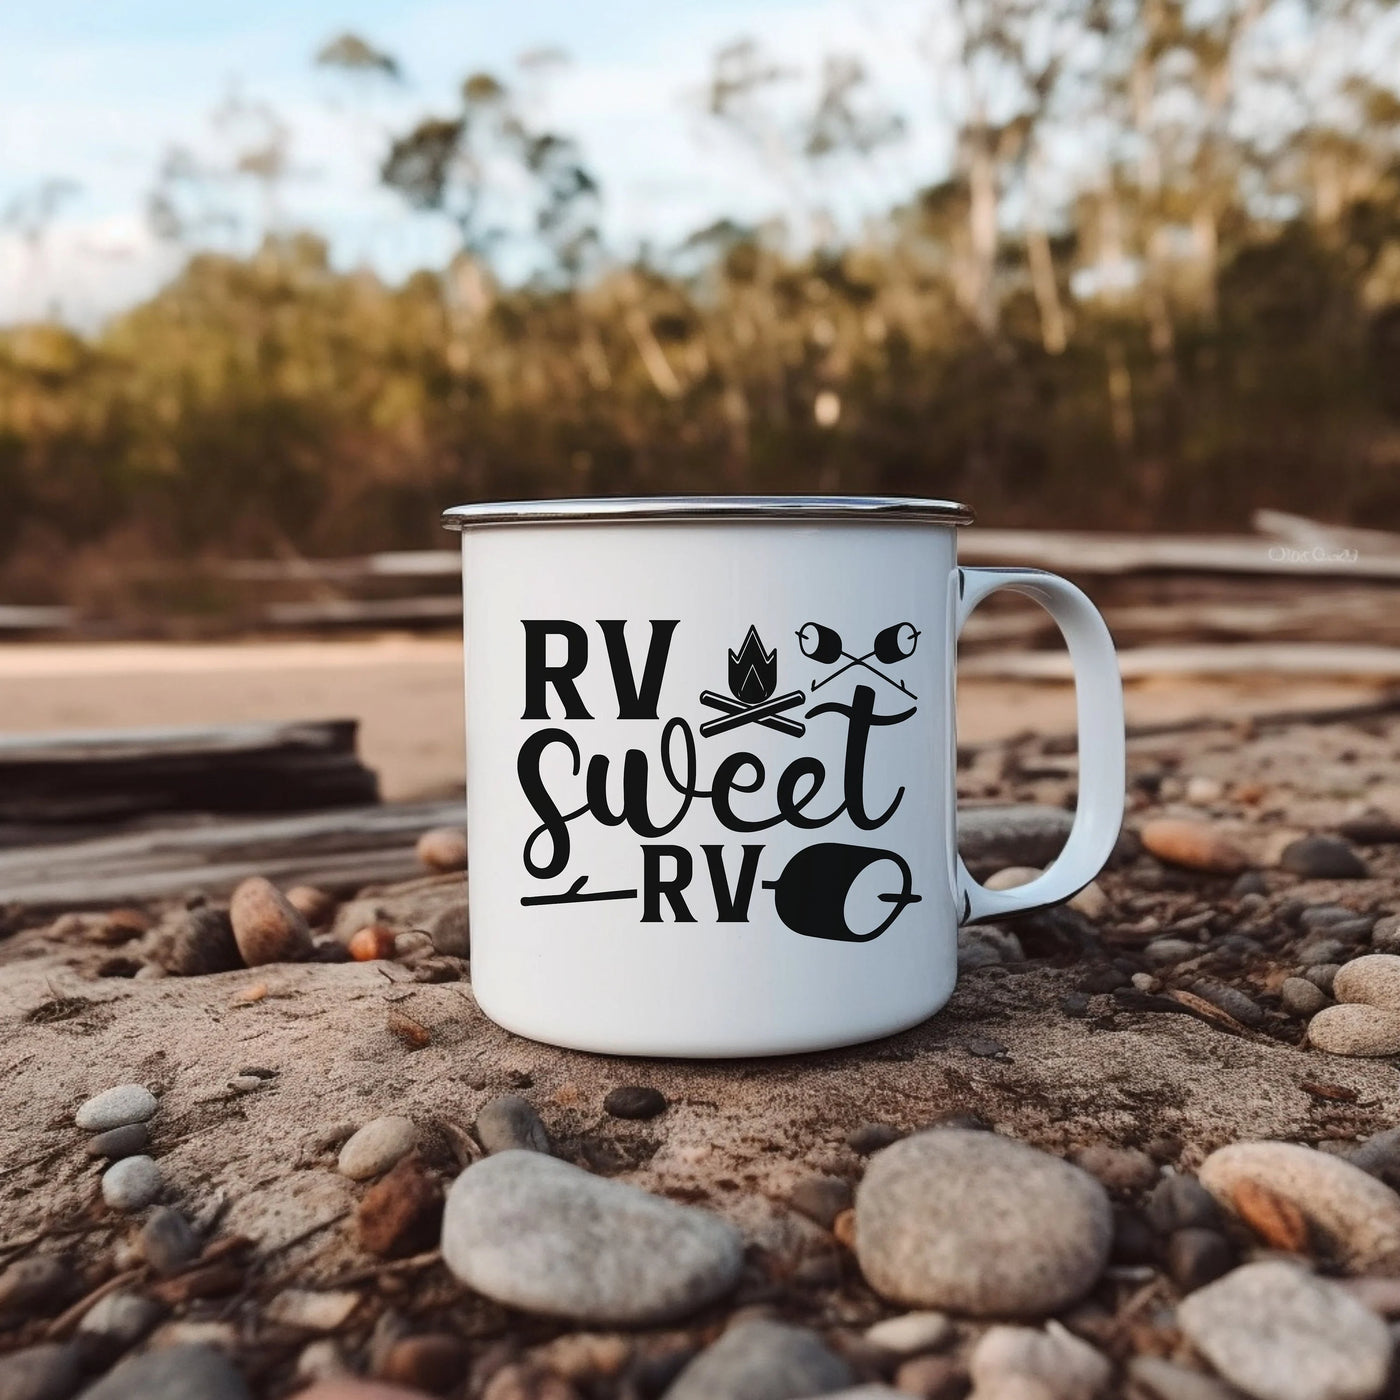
954, 566, 1125, 924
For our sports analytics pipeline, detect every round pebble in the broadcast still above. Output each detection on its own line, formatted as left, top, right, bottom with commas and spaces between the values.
441, 1149, 744, 1324
1072, 1144, 1157, 1194
1371, 914, 1400, 954
0, 1255, 67, 1313
1178, 1261, 1391, 1400
969, 1323, 1110, 1400
475, 1094, 551, 1154
101, 1155, 162, 1211
603, 1085, 668, 1120
229, 876, 313, 967
1068, 882, 1109, 920
0, 1343, 84, 1400
864, 1312, 952, 1356
286, 885, 338, 927
337, 1117, 417, 1180
1300, 904, 1366, 932
75, 1085, 158, 1133
1348, 1128, 1400, 1189
1306, 963, 1342, 994
1280, 977, 1329, 1017
1146, 1175, 1223, 1235
1140, 820, 1248, 875
347, 925, 398, 962
1279, 836, 1370, 880
1299, 938, 1350, 967
155, 906, 242, 977
79, 1290, 163, 1345
1333, 954, 1400, 1010
847, 1123, 905, 1154
85, 1123, 150, 1161
376, 1333, 470, 1393
1167, 1228, 1234, 1292
1308, 1003, 1400, 1057
661, 1320, 853, 1400
1144, 938, 1197, 967
79, 1344, 250, 1400
139, 1207, 199, 1276
416, 827, 467, 873
789, 1175, 854, 1229
853, 1129, 1113, 1317
984, 866, 1041, 890
1198, 1140, 1400, 1271
356, 1157, 443, 1258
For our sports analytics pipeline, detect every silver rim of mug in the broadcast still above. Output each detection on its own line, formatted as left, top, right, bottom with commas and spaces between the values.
442, 495, 975, 531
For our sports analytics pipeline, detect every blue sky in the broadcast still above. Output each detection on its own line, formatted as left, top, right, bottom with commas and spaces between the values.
0, 0, 945, 326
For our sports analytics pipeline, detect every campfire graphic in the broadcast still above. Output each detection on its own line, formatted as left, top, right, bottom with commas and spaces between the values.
798, 621, 920, 700
698, 626, 807, 738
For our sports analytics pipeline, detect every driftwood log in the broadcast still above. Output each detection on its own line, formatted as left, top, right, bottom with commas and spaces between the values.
0, 800, 465, 911
0, 719, 379, 826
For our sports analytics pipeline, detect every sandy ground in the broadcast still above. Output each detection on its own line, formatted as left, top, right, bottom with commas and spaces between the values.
0, 636, 1388, 800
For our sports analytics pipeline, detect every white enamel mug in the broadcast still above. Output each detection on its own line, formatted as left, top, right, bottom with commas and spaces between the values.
443, 496, 1124, 1058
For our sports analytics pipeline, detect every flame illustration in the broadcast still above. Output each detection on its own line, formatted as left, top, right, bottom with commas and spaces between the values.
728, 626, 777, 703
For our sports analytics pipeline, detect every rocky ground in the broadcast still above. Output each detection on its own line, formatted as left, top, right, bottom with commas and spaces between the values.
6, 699, 1400, 1400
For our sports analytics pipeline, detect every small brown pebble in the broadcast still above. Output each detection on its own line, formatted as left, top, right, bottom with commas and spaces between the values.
847, 1122, 905, 1154
229, 877, 313, 967
1167, 1228, 1234, 1292
832, 1208, 857, 1249
0, 1254, 68, 1312
1073, 1144, 1158, 1194
789, 1174, 854, 1229
1140, 819, 1249, 875
386, 1009, 432, 1049
416, 827, 468, 873
602, 1085, 667, 1120
94, 908, 152, 945
376, 1334, 470, 1394
287, 885, 338, 927
1146, 1175, 1222, 1234
893, 1353, 967, 1400
356, 1157, 444, 1258
86, 1123, 150, 1160
349, 925, 399, 962
139, 1207, 200, 1276
155, 906, 241, 976
1229, 1179, 1310, 1253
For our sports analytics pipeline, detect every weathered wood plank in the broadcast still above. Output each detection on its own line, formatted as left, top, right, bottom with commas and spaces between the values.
0, 800, 466, 910
0, 719, 379, 824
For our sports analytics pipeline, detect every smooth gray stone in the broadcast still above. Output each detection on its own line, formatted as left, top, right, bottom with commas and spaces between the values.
0, 1344, 84, 1400
78, 1345, 249, 1400
854, 1129, 1112, 1317
662, 1320, 854, 1400
74, 1087, 157, 1133
1178, 1262, 1391, 1400
84, 1125, 149, 1161
138, 1208, 199, 1276
475, 1094, 550, 1155
441, 1150, 744, 1324
99, 1157, 161, 1212
958, 806, 1076, 871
